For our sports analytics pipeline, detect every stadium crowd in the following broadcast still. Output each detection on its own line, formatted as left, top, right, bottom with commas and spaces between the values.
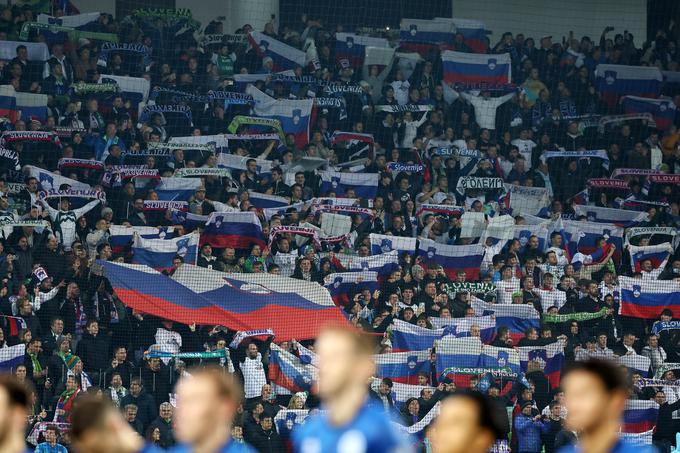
0, 1, 679, 452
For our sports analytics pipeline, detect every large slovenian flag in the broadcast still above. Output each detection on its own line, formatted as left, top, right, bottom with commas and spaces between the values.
0, 85, 19, 123
572, 205, 648, 228
622, 96, 676, 130
344, 251, 400, 276
319, 170, 379, 198
369, 233, 417, 257
0, 344, 26, 371
617, 355, 652, 378
472, 299, 541, 344
399, 19, 455, 55
109, 225, 176, 254
248, 31, 307, 71
441, 50, 511, 85
201, 211, 266, 250
268, 343, 317, 393
323, 272, 379, 307
562, 219, 624, 263
132, 232, 199, 270
247, 191, 289, 209
619, 276, 680, 319
154, 177, 202, 201
417, 238, 484, 280
629, 243, 673, 274
27, 165, 91, 191
435, 336, 484, 373
517, 342, 565, 388
374, 350, 431, 384
437, 17, 488, 53
514, 225, 549, 253
430, 315, 496, 343
335, 33, 389, 68
15, 91, 48, 123
478, 344, 521, 375
102, 262, 349, 341
247, 85, 313, 148
595, 64, 663, 106
390, 320, 443, 352
623, 400, 659, 434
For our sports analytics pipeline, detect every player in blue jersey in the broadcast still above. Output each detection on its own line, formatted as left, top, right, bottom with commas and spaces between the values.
170, 366, 257, 453
70, 396, 162, 453
0, 374, 34, 453
559, 359, 657, 453
292, 325, 413, 453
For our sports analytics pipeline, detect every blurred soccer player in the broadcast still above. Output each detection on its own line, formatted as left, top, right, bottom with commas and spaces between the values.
70, 396, 160, 453
559, 360, 656, 453
428, 392, 509, 453
0, 375, 32, 453
170, 366, 257, 453
292, 326, 412, 453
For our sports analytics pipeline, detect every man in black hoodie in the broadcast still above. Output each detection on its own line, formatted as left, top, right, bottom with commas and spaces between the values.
247, 414, 282, 453
76, 320, 111, 379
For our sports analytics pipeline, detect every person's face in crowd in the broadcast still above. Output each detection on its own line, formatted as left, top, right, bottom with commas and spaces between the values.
570, 322, 579, 334
125, 406, 137, 421
501, 267, 512, 280
524, 277, 534, 291
417, 318, 427, 328
202, 245, 212, 257
15, 365, 26, 381
247, 343, 258, 359
649, 335, 659, 348
597, 334, 607, 348
546, 252, 557, 265
58, 338, 70, 353
130, 381, 141, 396
623, 334, 635, 347
655, 391, 667, 405
111, 374, 122, 388
65, 376, 76, 392
160, 404, 173, 420
87, 321, 99, 336
588, 283, 599, 298
528, 236, 539, 249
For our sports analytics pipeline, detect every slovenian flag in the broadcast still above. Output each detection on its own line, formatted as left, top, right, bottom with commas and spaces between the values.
132, 232, 199, 270
248, 31, 307, 71
15, 91, 48, 123
0, 85, 19, 123
440, 17, 488, 53
472, 299, 541, 344
417, 238, 484, 280
623, 400, 659, 433
369, 233, 417, 256
335, 33, 389, 68
323, 272, 379, 307
513, 225, 549, 254
435, 336, 484, 372
374, 350, 431, 384
268, 343, 317, 393
391, 319, 443, 352
617, 354, 652, 378
218, 153, 273, 178
370, 379, 428, 412
98, 74, 150, 106
399, 19, 455, 55
595, 64, 663, 106
629, 243, 673, 274
201, 211, 266, 250
247, 85, 313, 147
479, 344, 521, 375
345, 251, 400, 276
154, 177, 202, 201
517, 342, 565, 388
622, 95, 676, 130
247, 191, 290, 209
110, 225, 176, 254
0, 344, 26, 371
562, 219, 624, 263
319, 170, 380, 198
619, 276, 680, 319
441, 50, 511, 85
430, 315, 496, 343
4, 316, 27, 337
573, 205, 648, 228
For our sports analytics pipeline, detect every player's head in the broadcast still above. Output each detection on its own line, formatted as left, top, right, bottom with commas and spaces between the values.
561, 359, 628, 433
173, 366, 242, 446
428, 391, 509, 453
0, 374, 31, 449
70, 396, 143, 453
315, 325, 375, 400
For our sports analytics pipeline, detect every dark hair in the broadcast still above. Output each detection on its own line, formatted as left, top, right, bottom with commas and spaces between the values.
562, 359, 628, 393
445, 391, 509, 440
0, 374, 31, 409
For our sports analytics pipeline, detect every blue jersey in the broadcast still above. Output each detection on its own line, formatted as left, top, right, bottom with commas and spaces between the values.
292, 401, 413, 453
169, 440, 257, 453
557, 440, 658, 453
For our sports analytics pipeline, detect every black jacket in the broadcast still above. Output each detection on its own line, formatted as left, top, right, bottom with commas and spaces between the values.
120, 391, 157, 431
247, 426, 283, 453
76, 332, 111, 373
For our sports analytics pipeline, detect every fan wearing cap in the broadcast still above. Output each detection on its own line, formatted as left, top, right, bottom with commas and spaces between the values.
514, 399, 549, 453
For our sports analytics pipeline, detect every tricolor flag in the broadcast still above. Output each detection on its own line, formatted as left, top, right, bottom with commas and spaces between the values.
441, 50, 511, 85
369, 233, 417, 256
435, 336, 484, 372
201, 211, 266, 249
319, 170, 380, 198
268, 343, 317, 393
619, 276, 680, 319
247, 191, 289, 209
370, 379, 428, 411
562, 219, 624, 263
617, 355, 652, 377
595, 64, 663, 106
217, 153, 273, 178
0, 344, 25, 371
430, 315, 496, 343
109, 225, 176, 254
248, 31, 307, 71
437, 17, 488, 53
390, 319, 443, 352
417, 238, 484, 280
517, 342, 565, 388
247, 85, 313, 147
472, 299, 541, 343
98, 74, 150, 106
15, 91, 48, 122
37, 12, 99, 28
335, 33, 388, 68
342, 251, 400, 276
132, 232, 199, 270
622, 96, 676, 130
628, 243, 673, 274
399, 19, 455, 55
0, 85, 18, 123
513, 225, 549, 253
374, 350, 431, 384
323, 272, 378, 307
622, 400, 659, 433
171, 210, 209, 230
154, 177, 202, 201
479, 344, 521, 375
27, 165, 91, 191
572, 205, 648, 228
3, 316, 27, 337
